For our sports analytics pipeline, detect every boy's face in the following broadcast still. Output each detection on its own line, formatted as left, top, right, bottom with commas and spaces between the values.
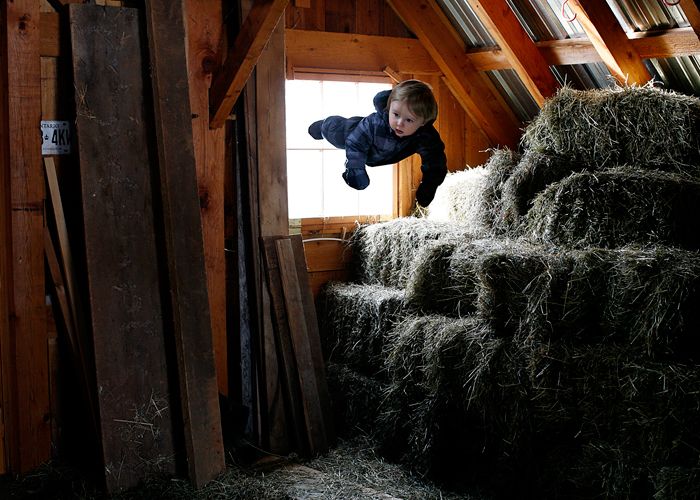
388, 100, 424, 138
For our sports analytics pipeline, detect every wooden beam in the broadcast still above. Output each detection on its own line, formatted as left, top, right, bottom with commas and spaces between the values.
466, 0, 559, 106
285, 29, 441, 76
184, 0, 228, 397
568, 0, 652, 85
679, 0, 700, 41
388, 0, 521, 148
284, 27, 700, 76
209, 0, 289, 129
143, 0, 225, 487
1, 0, 51, 474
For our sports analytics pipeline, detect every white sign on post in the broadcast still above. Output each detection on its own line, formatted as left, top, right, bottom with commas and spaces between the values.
41, 121, 71, 155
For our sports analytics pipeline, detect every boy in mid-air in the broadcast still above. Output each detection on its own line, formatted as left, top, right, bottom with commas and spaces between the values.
308, 79, 447, 207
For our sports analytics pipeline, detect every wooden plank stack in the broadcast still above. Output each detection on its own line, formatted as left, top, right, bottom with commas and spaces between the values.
65, 3, 224, 493
262, 235, 335, 456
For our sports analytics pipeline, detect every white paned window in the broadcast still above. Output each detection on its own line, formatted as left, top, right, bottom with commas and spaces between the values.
286, 80, 394, 219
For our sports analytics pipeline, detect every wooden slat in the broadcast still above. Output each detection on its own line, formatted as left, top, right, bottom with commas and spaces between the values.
568, 0, 652, 85
262, 238, 308, 453
210, 0, 289, 128
274, 238, 328, 454
2, 0, 50, 474
44, 227, 75, 354
387, 0, 521, 148
466, 0, 559, 106
184, 0, 228, 397
257, 21, 289, 237
255, 19, 292, 454
69, 5, 177, 492
143, 0, 225, 487
288, 235, 334, 447
45, 158, 99, 435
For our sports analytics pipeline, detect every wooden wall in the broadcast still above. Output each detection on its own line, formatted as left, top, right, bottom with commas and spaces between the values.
286, 0, 413, 37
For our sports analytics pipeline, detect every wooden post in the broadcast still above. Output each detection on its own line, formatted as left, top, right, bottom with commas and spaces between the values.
0, 0, 51, 474
144, 0, 225, 487
184, 0, 228, 398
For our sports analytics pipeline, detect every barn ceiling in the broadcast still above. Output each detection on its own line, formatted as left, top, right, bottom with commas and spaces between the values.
437, 0, 700, 121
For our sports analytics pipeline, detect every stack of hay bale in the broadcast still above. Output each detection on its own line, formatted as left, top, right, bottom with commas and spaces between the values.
317, 84, 700, 499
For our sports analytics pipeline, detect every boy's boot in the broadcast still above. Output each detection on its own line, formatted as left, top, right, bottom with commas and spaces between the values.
308, 120, 323, 140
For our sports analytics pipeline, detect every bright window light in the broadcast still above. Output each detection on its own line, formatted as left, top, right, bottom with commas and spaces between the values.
285, 80, 394, 219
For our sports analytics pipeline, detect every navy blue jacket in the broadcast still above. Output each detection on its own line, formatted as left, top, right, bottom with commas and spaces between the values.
326, 90, 448, 190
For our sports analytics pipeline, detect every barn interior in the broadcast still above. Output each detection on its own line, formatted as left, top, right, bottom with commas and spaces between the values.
2, 0, 700, 498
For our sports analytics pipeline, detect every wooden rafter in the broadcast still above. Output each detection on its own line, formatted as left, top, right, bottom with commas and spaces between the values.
387, 0, 521, 148
286, 29, 440, 76
209, 0, 289, 129
679, 0, 700, 41
568, 0, 652, 85
283, 27, 700, 76
466, 0, 559, 106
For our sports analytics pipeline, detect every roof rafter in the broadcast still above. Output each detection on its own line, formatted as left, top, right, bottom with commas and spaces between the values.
679, 0, 700, 41
465, 0, 559, 107
209, 0, 289, 129
387, 0, 521, 148
568, 0, 652, 85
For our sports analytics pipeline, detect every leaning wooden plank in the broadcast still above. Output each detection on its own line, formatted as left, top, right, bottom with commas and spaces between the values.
262, 237, 309, 454
69, 5, 177, 492
143, 0, 224, 487
44, 158, 99, 435
289, 235, 335, 446
43, 227, 77, 366
1, 0, 50, 474
275, 238, 329, 455
209, 0, 290, 128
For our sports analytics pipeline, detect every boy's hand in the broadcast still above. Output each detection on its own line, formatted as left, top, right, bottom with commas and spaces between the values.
416, 182, 437, 207
342, 169, 370, 190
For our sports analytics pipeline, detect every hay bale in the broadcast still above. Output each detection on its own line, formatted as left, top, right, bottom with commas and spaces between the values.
498, 149, 587, 230
603, 245, 700, 359
325, 363, 387, 438
349, 217, 475, 287
521, 84, 700, 171
531, 342, 700, 498
317, 282, 407, 377
524, 167, 700, 250
425, 166, 491, 234
427, 148, 521, 235
405, 239, 482, 317
482, 338, 700, 497
406, 238, 597, 338
378, 315, 503, 476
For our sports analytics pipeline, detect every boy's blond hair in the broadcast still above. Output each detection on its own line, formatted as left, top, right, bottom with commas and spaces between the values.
387, 79, 438, 123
